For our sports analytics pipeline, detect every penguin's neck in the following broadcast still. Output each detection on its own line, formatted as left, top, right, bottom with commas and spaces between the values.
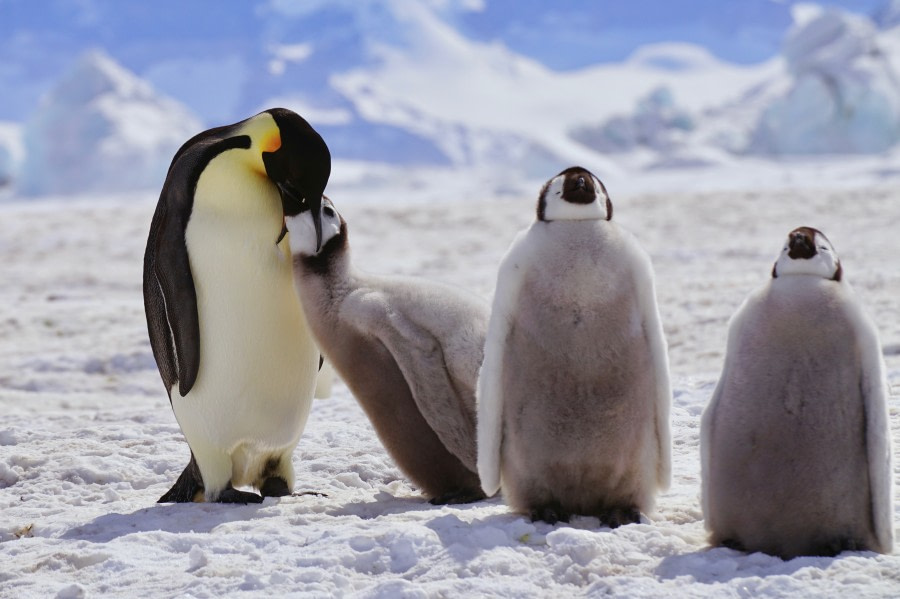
191, 149, 282, 241
294, 239, 355, 308
301, 232, 352, 278
186, 149, 292, 288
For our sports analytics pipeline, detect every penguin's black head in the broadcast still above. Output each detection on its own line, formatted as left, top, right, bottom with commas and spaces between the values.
771, 226, 842, 281
536, 166, 612, 222
261, 108, 332, 251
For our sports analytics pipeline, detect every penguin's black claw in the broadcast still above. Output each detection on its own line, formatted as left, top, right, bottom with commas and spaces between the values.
810, 537, 860, 558
291, 490, 328, 498
529, 503, 570, 525
601, 506, 642, 529
429, 488, 487, 505
260, 476, 291, 498
216, 487, 264, 504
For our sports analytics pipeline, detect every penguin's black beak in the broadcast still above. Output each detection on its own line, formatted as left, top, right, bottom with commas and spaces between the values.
563, 171, 595, 205
306, 192, 324, 252
788, 231, 816, 259
276, 181, 324, 251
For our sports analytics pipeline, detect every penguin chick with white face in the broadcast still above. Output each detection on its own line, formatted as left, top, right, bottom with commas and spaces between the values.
477, 166, 672, 526
144, 108, 330, 504
701, 227, 893, 558
286, 198, 489, 504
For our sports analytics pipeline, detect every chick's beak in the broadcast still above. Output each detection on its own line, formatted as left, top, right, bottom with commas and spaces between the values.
276, 181, 323, 251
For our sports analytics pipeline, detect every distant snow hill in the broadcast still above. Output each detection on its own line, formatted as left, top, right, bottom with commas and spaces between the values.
7, 2, 900, 196
18, 51, 201, 197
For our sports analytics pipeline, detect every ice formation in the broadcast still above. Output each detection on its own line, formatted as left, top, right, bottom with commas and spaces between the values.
19, 50, 201, 196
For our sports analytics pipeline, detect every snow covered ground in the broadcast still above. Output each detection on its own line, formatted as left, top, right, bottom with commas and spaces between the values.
1, 168, 899, 597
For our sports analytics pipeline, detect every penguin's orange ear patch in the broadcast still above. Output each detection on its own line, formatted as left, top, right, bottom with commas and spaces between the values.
261, 131, 281, 153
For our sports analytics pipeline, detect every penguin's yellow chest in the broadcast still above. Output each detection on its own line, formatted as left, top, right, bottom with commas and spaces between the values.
176, 157, 318, 457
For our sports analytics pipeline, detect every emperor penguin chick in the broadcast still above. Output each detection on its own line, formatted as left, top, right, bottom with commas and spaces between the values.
144, 108, 330, 504
701, 227, 894, 559
477, 167, 672, 526
286, 198, 488, 504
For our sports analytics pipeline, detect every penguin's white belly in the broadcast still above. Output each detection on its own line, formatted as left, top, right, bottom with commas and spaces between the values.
705, 289, 874, 554
174, 228, 319, 469
496, 229, 662, 514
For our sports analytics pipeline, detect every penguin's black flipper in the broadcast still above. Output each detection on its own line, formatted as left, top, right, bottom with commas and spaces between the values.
158, 454, 204, 503
143, 132, 251, 399
144, 198, 196, 399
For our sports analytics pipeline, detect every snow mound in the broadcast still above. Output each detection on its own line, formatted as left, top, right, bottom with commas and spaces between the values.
19, 50, 201, 197
250, 1, 458, 167
626, 43, 725, 72
748, 9, 900, 155
571, 87, 695, 153
324, 0, 573, 171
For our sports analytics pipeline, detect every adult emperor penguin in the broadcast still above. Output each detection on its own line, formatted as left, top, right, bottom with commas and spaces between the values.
144, 108, 330, 504
701, 227, 894, 558
285, 197, 488, 504
477, 167, 672, 525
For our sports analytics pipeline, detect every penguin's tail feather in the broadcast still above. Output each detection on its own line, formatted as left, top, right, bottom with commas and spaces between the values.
158, 454, 204, 503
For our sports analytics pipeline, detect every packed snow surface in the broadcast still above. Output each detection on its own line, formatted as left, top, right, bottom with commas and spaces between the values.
0, 167, 898, 597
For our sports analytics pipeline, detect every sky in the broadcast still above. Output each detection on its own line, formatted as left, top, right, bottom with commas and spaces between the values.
0, 0, 892, 126
2, 2, 886, 64
456, 0, 888, 67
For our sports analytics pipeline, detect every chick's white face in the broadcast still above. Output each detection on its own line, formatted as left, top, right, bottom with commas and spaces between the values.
285, 196, 342, 257
538, 167, 611, 222
772, 227, 842, 281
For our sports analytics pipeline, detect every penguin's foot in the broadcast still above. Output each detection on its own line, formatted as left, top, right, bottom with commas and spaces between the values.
260, 476, 291, 498
529, 502, 570, 525
600, 506, 641, 529
429, 487, 488, 505
811, 537, 862, 558
720, 538, 746, 552
216, 486, 264, 504
158, 455, 204, 503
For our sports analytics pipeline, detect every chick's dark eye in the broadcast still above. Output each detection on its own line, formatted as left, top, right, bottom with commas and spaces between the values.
323, 206, 335, 217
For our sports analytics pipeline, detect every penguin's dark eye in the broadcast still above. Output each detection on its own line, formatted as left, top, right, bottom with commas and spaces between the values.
323, 206, 336, 218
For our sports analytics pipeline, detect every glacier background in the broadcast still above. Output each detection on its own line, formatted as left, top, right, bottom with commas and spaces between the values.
2, 0, 900, 196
